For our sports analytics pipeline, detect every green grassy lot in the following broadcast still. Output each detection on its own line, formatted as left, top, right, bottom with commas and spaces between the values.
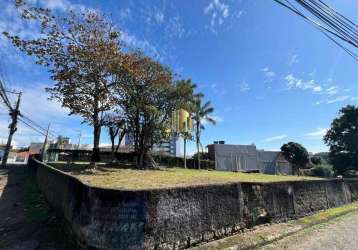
64, 167, 322, 190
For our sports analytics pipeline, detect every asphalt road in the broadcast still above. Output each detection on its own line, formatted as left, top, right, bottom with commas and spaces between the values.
262, 212, 358, 250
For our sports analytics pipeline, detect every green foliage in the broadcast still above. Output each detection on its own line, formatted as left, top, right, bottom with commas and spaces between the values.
309, 164, 333, 178
310, 155, 322, 165
192, 152, 210, 161
24, 176, 50, 223
324, 105, 358, 174
113, 52, 195, 168
4, 4, 123, 163
280, 142, 309, 175
192, 96, 216, 169
314, 152, 330, 163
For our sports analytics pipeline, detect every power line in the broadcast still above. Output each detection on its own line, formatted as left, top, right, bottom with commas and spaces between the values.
20, 114, 58, 138
273, 0, 358, 62
18, 117, 49, 137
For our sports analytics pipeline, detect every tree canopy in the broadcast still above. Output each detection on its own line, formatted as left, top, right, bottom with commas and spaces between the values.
192, 97, 216, 169
324, 105, 358, 174
112, 52, 194, 168
280, 142, 309, 175
4, 2, 208, 169
4, 3, 122, 164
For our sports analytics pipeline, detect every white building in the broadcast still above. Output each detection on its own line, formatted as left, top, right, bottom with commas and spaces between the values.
125, 134, 182, 157
208, 143, 292, 175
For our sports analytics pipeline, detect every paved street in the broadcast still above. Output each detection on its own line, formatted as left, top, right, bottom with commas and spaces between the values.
262, 212, 358, 250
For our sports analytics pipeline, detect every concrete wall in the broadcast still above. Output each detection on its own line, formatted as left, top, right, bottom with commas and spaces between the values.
29, 159, 358, 250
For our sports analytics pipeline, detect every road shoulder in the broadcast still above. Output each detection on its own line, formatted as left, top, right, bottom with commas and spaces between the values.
191, 202, 358, 250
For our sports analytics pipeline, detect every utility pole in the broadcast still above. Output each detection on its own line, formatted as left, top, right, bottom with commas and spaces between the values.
1, 92, 21, 168
41, 123, 50, 162
77, 130, 82, 149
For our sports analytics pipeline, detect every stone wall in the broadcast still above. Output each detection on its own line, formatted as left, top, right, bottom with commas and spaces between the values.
29, 159, 358, 250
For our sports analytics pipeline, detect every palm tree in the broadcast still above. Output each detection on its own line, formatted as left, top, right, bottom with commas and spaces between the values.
175, 79, 198, 169
192, 97, 216, 169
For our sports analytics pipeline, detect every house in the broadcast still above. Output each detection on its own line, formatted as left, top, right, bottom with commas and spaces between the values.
207, 143, 292, 175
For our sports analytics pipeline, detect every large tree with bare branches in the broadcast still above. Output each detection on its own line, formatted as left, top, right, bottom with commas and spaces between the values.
4, 2, 122, 165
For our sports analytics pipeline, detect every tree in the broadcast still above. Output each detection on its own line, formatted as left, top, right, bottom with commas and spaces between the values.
280, 142, 309, 175
174, 79, 197, 169
4, 2, 122, 166
112, 52, 193, 169
324, 105, 358, 174
192, 97, 216, 169
103, 114, 127, 163
310, 155, 322, 165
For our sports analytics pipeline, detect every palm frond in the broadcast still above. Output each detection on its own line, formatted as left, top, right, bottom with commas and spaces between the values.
205, 116, 216, 125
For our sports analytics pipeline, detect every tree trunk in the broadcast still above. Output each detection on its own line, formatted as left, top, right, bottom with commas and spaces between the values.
196, 140, 201, 170
292, 164, 299, 175
184, 137, 187, 169
137, 149, 158, 170
115, 130, 126, 153
110, 138, 115, 163
90, 122, 101, 167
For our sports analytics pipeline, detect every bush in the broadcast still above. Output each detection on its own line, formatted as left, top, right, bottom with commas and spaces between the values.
310, 155, 322, 165
309, 164, 333, 178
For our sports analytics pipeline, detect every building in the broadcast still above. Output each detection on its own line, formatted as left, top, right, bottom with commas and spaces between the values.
29, 142, 43, 154
49, 136, 76, 150
208, 143, 292, 175
152, 136, 181, 157
124, 134, 181, 157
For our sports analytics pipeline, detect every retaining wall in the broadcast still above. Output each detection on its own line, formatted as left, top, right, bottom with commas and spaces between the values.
28, 159, 358, 250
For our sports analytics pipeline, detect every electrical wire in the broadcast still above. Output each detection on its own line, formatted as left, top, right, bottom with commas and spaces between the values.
18, 117, 48, 137
273, 0, 358, 62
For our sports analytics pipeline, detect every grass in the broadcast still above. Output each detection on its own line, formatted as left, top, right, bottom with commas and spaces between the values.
64, 167, 322, 190
194, 202, 358, 250
298, 202, 358, 226
23, 174, 51, 223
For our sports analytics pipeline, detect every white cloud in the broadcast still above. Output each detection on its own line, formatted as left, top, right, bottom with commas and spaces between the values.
326, 86, 339, 96
313, 86, 322, 92
0, 82, 85, 146
327, 95, 350, 104
154, 12, 165, 23
0, 0, 89, 69
284, 74, 322, 93
239, 81, 250, 92
39, 0, 88, 13
19, 84, 70, 123
305, 128, 327, 138
40, 0, 70, 12
204, 0, 230, 33
284, 75, 356, 105
121, 32, 160, 60
263, 135, 287, 143
262, 67, 276, 82
289, 54, 299, 65
118, 8, 132, 21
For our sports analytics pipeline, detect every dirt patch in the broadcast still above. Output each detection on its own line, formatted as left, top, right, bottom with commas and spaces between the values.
0, 165, 76, 250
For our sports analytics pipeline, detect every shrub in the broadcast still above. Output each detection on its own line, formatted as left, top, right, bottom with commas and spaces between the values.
310, 155, 322, 165
310, 164, 333, 177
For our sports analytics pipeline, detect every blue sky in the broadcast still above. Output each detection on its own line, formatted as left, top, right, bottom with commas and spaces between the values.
0, 0, 357, 154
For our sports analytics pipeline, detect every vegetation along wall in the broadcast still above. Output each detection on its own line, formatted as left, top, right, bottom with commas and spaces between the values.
28, 159, 358, 250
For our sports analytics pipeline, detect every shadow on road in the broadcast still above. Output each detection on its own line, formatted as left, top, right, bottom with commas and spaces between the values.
0, 165, 76, 250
